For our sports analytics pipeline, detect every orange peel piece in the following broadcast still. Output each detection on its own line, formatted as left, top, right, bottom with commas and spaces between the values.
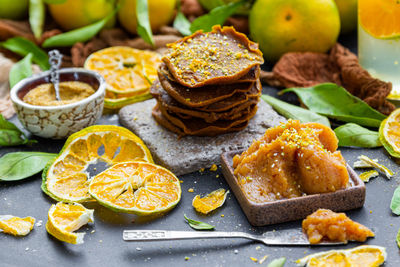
192, 188, 229, 214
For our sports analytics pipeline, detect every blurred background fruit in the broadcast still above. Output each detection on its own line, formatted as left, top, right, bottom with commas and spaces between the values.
335, 0, 357, 34
118, 0, 176, 34
0, 0, 29, 20
197, 0, 252, 16
249, 0, 340, 62
48, 0, 116, 31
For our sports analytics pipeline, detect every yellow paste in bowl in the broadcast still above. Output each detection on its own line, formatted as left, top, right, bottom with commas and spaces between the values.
23, 81, 95, 106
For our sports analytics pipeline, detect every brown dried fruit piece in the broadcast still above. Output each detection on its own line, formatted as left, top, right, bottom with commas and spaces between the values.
233, 120, 349, 203
152, 104, 251, 137
264, 43, 395, 115
163, 25, 263, 88
158, 63, 255, 107
302, 209, 374, 244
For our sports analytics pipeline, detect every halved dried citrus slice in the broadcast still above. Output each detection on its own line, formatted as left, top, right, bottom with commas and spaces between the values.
192, 188, 228, 214
379, 108, 400, 158
296, 245, 386, 267
84, 46, 161, 95
0, 215, 35, 236
359, 0, 400, 39
89, 161, 181, 215
42, 125, 153, 203
46, 202, 94, 245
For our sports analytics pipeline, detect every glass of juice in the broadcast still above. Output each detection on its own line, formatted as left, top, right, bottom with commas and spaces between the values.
358, 0, 400, 100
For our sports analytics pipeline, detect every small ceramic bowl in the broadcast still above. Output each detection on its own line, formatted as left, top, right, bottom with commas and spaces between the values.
10, 68, 106, 139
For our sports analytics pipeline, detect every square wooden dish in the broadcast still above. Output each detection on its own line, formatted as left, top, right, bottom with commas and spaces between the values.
220, 150, 366, 226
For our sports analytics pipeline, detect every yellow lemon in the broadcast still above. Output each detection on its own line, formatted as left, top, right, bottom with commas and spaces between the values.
249, 0, 340, 61
48, 0, 116, 31
118, 0, 176, 34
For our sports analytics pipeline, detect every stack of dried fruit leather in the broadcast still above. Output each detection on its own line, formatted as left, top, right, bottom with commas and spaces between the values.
150, 25, 264, 137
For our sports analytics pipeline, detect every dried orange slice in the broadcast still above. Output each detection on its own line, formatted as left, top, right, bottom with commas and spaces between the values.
89, 161, 181, 215
296, 245, 386, 267
0, 215, 35, 236
84, 46, 161, 94
46, 202, 94, 245
380, 108, 400, 158
192, 188, 228, 214
359, 0, 400, 39
42, 125, 153, 203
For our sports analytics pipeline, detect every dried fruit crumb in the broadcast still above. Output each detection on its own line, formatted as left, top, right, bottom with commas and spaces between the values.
259, 255, 269, 264
210, 164, 218, 171
221, 214, 224, 217
188, 188, 194, 193
250, 257, 258, 262
185, 256, 190, 261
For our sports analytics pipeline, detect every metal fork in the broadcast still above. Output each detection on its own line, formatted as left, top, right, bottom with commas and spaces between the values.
123, 228, 344, 246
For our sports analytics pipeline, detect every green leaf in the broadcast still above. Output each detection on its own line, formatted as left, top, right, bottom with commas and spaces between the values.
391, 186, 400, 215
1, 37, 50, 70
397, 228, 400, 248
43, 0, 66, 3
282, 83, 386, 128
0, 152, 56, 181
29, 0, 45, 39
261, 94, 330, 127
42, 6, 119, 48
9, 53, 33, 88
267, 257, 286, 267
190, 0, 245, 33
135, 0, 154, 46
334, 123, 382, 148
173, 11, 192, 36
184, 214, 215, 230
0, 115, 36, 147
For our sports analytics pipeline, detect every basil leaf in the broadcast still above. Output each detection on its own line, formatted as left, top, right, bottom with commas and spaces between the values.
1, 37, 50, 70
334, 123, 381, 148
267, 257, 286, 267
0, 152, 56, 181
0, 115, 36, 146
42, 6, 119, 48
135, 0, 154, 46
282, 83, 386, 128
190, 1, 245, 33
9, 53, 33, 88
391, 186, 400, 215
173, 11, 192, 36
29, 0, 45, 39
184, 214, 215, 230
43, 0, 66, 3
261, 94, 330, 127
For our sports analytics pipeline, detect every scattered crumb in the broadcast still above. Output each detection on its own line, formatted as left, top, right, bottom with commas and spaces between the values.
91, 230, 96, 234
250, 257, 258, 263
199, 168, 205, 172
255, 246, 261, 250
188, 188, 194, 193
210, 164, 218, 171
25, 247, 29, 251
216, 174, 220, 178
136, 247, 142, 251
93, 167, 97, 171
99, 240, 103, 243
180, 180, 184, 183
259, 255, 269, 264
234, 250, 239, 254
221, 214, 224, 217
370, 210, 373, 214
35, 220, 43, 227
133, 116, 138, 121
185, 256, 190, 261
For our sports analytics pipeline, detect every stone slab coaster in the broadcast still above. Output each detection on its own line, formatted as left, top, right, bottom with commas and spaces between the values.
119, 99, 285, 176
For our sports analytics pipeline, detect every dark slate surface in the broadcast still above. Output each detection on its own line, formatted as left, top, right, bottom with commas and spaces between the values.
1, 33, 400, 267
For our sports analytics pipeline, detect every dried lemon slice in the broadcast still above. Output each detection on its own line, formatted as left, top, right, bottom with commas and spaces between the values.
380, 108, 400, 158
89, 161, 181, 215
296, 245, 386, 267
46, 202, 94, 245
0, 215, 35, 236
192, 188, 229, 214
42, 125, 153, 203
84, 46, 161, 109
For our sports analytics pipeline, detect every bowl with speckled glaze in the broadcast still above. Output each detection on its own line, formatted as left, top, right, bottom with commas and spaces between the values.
10, 68, 105, 139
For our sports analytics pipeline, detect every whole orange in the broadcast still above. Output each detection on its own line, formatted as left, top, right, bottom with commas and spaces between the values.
118, 0, 176, 34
